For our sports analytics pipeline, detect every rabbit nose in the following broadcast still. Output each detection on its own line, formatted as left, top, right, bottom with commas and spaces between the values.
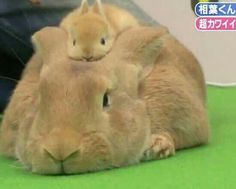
44, 148, 79, 162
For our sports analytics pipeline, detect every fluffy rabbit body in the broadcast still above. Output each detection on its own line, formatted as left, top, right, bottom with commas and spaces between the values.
0, 26, 209, 174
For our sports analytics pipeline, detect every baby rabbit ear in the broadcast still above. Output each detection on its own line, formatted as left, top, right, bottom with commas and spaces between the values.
93, 0, 106, 17
31, 27, 67, 60
79, 0, 89, 15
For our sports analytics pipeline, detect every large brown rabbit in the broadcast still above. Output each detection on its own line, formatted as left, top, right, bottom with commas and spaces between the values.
0, 26, 209, 174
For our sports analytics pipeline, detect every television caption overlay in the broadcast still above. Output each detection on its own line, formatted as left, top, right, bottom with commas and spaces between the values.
195, 2, 236, 31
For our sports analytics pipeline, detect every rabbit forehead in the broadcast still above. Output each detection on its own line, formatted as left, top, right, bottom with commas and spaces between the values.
39, 60, 117, 108
42, 63, 111, 87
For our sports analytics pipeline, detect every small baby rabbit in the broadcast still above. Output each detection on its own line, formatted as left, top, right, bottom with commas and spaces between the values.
60, 0, 139, 61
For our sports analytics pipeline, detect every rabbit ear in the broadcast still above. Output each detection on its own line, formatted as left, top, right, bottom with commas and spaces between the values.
93, 0, 106, 17
31, 27, 67, 61
79, 0, 89, 15
138, 38, 163, 80
114, 26, 169, 80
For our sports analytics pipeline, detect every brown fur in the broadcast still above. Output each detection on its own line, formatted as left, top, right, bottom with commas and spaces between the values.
0, 26, 209, 174
60, 0, 139, 61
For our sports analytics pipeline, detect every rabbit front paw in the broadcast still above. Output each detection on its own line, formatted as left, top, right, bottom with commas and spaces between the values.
143, 133, 175, 161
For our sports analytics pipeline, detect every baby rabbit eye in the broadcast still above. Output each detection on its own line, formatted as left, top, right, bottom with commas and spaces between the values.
101, 38, 106, 45
73, 39, 76, 46
103, 92, 110, 108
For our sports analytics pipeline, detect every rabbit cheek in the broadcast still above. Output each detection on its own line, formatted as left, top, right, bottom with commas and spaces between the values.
31, 150, 62, 175
107, 100, 150, 167
63, 134, 112, 174
16, 138, 60, 174
67, 42, 83, 60
93, 39, 114, 60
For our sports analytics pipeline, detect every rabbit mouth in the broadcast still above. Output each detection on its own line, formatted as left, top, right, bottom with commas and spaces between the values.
21, 132, 114, 175
29, 155, 113, 175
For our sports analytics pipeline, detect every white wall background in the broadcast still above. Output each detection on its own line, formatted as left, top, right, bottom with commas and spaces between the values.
133, 0, 236, 84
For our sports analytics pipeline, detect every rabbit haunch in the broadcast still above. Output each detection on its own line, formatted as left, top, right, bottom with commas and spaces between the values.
0, 26, 209, 174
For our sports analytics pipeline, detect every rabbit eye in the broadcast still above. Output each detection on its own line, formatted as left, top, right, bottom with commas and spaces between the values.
101, 38, 106, 45
73, 39, 76, 46
103, 92, 110, 108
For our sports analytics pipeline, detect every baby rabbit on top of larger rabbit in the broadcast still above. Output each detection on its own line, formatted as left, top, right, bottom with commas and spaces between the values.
0, 26, 209, 174
60, 0, 139, 61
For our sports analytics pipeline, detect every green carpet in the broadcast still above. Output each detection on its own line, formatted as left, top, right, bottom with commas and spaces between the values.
0, 86, 235, 189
